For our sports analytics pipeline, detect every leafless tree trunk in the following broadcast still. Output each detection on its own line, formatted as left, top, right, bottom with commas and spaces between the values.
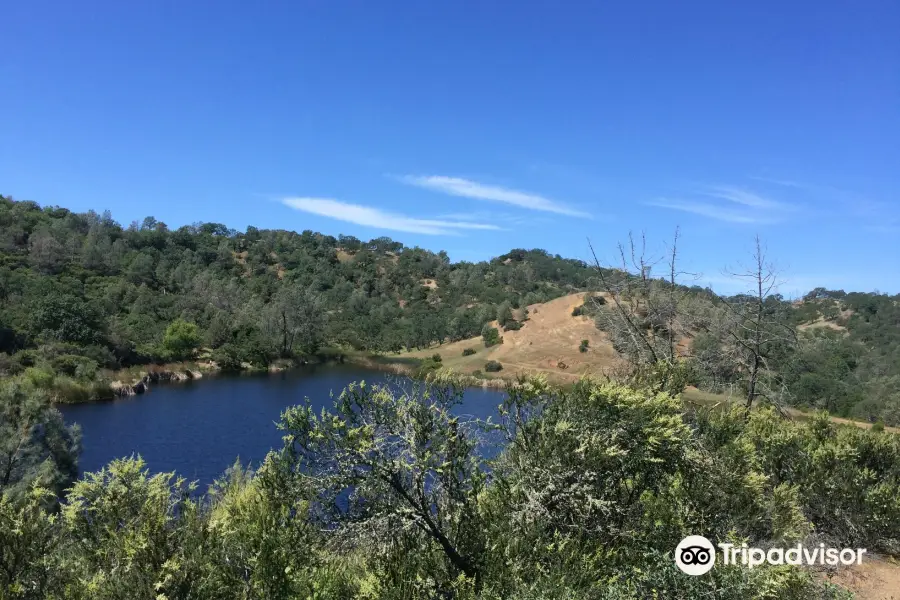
587, 229, 699, 394
714, 235, 797, 411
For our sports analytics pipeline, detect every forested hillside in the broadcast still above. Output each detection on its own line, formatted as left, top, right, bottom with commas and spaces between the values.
4, 196, 900, 599
0, 195, 592, 392
2, 195, 899, 425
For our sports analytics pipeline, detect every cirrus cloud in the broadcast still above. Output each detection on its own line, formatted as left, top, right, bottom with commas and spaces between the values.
281, 197, 502, 236
398, 175, 591, 218
646, 184, 794, 224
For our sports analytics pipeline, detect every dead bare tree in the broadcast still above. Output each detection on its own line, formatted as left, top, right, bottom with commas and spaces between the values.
587, 229, 699, 394
712, 236, 797, 411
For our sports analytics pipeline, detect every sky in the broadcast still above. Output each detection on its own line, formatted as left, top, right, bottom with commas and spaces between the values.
2, 1, 898, 295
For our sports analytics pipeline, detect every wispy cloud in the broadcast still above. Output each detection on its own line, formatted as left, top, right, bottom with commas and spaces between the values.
702, 185, 787, 210
647, 198, 775, 224
647, 184, 793, 224
751, 176, 898, 232
436, 210, 540, 227
398, 175, 590, 218
749, 176, 854, 198
282, 197, 501, 236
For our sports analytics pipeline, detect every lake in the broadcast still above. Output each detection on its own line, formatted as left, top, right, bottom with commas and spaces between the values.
59, 364, 506, 488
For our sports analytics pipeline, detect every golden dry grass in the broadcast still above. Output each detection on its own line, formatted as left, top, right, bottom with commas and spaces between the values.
797, 316, 847, 333
407, 293, 625, 382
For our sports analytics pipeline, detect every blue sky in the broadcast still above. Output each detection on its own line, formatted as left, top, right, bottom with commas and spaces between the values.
2, 1, 898, 295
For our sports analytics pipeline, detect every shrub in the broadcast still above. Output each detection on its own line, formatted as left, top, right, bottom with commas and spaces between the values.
12, 350, 38, 368
579, 339, 589, 353
462, 348, 477, 356
211, 344, 244, 372
77, 345, 120, 370
432, 353, 442, 363
51, 354, 99, 379
872, 420, 886, 433
482, 325, 501, 347
571, 305, 584, 317
162, 320, 202, 361
415, 357, 443, 379
0, 353, 22, 376
472, 369, 483, 378
23, 367, 55, 389
504, 321, 522, 331
485, 360, 503, 372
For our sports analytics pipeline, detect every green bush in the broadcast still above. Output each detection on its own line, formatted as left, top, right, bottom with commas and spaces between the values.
211, 344, 244, 372
23, 367, 55, 389
162, 319, 202, 361
872, 420, 886, 432
432, 353, 442, 363
0, 353, 23, 376
462, 348, 476, 356
503, 320, 522, 331
485, 360, 503, 372
579, 339, 589, 353
50, 354, 99, 379
482, 325, 502, 347
1, 375, 891, 599
414, 357, 443, 379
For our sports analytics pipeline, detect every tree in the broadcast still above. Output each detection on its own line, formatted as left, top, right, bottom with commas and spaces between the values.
496, 302, 513, 328
126, 251, 157, 286
712, 236, 797, 409
481, 325, 501, 347
28, 229, 67, 274
162, 319, 202, 361
274, 374, 489, 592
30, 291, 105, 346
588, 229, 696, 395
0, 382, 81, 499
264, 286, 326, 357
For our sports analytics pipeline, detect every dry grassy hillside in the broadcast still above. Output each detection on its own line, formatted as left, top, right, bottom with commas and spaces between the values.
408, 292, 624, 380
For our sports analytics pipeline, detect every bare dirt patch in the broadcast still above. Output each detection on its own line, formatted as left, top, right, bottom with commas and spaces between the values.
828, 557, 900, 600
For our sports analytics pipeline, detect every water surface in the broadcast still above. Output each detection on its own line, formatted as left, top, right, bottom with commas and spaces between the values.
60, 364, 505, 487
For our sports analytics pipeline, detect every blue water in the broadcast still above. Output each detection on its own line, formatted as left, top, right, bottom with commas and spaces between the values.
59, 364, 505, 488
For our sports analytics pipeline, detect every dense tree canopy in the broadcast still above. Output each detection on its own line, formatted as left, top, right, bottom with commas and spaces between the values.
0, 196, 595, 401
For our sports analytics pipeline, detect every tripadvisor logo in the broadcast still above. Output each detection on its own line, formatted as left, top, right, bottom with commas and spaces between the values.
674, 536, 867, 576
675, 535, 716, 575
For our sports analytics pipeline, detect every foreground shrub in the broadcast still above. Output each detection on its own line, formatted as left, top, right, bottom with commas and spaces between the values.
485, 360, 503, 372
3, 375, 891, 598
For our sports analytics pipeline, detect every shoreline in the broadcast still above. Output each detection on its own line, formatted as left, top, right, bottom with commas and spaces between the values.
48, 352, 897, 434
49, 350, 508, 406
